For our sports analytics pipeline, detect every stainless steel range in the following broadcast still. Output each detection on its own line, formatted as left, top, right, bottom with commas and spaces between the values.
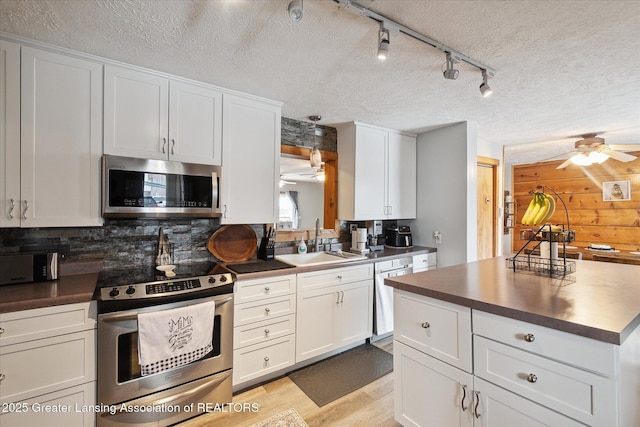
95, 263, 234, 427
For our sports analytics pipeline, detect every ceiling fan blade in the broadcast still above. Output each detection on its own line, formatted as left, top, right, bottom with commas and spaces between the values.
556, 158, 573, 169
607, 144, 640, 151
599, 147, 638, 162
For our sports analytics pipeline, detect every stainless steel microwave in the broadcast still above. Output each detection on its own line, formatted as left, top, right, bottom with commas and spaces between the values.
102, 155, 221, 218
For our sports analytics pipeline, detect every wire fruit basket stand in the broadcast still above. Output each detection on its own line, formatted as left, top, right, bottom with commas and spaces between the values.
506, 186, 577, 279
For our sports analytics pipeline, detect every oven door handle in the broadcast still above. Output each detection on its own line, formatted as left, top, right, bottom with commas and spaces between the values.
101, 296, 233, 323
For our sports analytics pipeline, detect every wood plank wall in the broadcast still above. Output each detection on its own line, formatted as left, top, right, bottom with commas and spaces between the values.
511, 152, 640, 254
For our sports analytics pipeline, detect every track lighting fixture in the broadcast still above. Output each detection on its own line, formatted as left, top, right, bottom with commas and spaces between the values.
377, 23, 390, 60
443, 52, 459, 80
479, 69, 492, 97
288, 0, 303, 22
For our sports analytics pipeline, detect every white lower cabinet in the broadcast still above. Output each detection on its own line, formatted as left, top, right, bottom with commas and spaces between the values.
296, 264, 373, 362
412, 252, 437, 273
393, 291, 637, 426
232, 275, 296, 387
0, 302, 97, 427
394, 341, 473, 427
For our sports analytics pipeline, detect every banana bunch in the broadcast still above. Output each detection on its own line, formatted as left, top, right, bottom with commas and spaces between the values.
521, 192, 556, 226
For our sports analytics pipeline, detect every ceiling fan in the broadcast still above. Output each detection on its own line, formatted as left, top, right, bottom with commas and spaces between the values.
556, 134, 638, 169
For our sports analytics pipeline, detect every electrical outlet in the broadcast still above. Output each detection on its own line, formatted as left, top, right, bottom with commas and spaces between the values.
433, 231, 442, 244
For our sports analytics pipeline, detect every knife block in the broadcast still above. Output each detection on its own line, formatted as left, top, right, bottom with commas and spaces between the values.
257, 237, 274, 261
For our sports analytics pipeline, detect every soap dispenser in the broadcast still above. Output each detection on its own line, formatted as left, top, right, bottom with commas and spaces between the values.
298, 238, 307, 254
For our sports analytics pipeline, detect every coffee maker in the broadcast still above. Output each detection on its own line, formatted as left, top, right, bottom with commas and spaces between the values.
365, 220, 384, 250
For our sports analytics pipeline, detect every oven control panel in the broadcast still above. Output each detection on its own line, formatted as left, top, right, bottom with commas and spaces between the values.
100, 273, 234, 301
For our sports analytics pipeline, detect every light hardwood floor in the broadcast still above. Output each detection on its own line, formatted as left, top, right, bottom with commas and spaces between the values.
180, 338, 401, 427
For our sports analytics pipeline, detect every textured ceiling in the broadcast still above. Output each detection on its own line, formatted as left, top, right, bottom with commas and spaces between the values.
1, 0, 639, 164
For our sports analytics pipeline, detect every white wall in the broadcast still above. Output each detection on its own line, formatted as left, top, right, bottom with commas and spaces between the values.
407, 122, 478, 267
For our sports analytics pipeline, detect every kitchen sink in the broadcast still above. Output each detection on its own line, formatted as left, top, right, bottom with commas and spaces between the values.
275, 251, 367, 267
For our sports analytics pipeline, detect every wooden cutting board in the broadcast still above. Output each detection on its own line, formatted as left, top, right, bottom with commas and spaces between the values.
206, 225, 257, 262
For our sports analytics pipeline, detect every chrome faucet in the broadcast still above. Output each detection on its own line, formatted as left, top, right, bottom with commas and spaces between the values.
315, 217, 321, 252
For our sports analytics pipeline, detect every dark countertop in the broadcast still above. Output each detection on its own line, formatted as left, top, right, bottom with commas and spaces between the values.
0, 260, 103, 314
385, 256, 640, 345
223, 246, 436, 280
0, 247, 436, 314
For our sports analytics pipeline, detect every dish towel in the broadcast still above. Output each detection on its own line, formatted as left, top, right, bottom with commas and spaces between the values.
138, 300, 215, 376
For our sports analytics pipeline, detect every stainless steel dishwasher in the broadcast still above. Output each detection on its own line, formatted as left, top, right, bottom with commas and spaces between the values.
372, 256, 413, 341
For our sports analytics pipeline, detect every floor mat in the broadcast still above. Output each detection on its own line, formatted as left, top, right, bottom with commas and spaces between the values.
248, 408, 308, 427
287, 343, 393, 407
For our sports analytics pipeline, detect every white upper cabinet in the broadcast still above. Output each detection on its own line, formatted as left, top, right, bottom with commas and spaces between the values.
104, 65, 222, 165
0, 41, 20, 228
221, 93, 281, 224
338, 122, 416, 220
1, 45, 102, 228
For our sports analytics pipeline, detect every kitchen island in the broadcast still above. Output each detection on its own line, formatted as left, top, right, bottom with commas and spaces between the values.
385, 256, 639, 427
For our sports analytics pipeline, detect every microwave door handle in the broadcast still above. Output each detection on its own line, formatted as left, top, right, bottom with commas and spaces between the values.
212, 171, 219, 209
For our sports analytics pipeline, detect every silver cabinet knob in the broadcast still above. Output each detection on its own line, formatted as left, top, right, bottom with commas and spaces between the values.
0, 327, 4, 335
421, 322, 430, 329
524, 333, 535, 342
264, 307, 270, 313
336, 275, 343, 280
264, 329, 270, 335
264, 356, 269, 362
0, 373, 5, 381
264, 286, 270, 293
527, 373, 538, 383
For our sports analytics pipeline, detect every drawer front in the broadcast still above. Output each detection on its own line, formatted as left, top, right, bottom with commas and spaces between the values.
233, 314, 296, 350
233, 335, 295, 385
473, 310, 616, 378
233, 294, 296, 327
0, 329, 96, 403
0, 301, 96, 347
298, 264, 373, 291
235, 274, 296, 305
394, 289, 471, 372
474, 335, 616, 426
0, 382, 96, 427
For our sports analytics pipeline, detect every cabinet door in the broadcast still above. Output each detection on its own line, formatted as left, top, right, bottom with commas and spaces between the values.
354, 125, 387, 219
336, 280, 373, 346
296, 286, 338, 362
394, 341, 473, 427
473, 378, 585, 427
21, 47, 102, 227
387, 132, 416, 219
221, 93, 280, 224
104, 65, 169, 160
168, 81, 222, 165
0, 41, 20, 228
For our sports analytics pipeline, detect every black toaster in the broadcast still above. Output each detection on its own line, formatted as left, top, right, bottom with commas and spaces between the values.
385, 226, 413, 248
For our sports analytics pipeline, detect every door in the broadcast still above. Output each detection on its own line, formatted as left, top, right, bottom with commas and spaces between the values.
354, 125, 387, 219
387, 132, 417, 219
221, 93, 280, 224
477, 157, 498, 260
394, 341, 473, 427
20, 47, 102, 227
295, 287, 338, 362
336, 280, 372, 345
0, 41, 20, 228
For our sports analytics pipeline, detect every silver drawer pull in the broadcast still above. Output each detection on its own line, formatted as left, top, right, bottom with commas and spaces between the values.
421, 322, 430, 329
527, 373, 538, 383
8, 199, 15, 219
460, 384, 468, 411
473, 391, 481, 418
22, 200, 28, 220
171, 138, 176, 155
264, 356, 269, 362
0, 373, 5, 381
162, 137, 167, 153
264, 287, 270, 293
264, 307, 271, 313
524, 333, 535, 342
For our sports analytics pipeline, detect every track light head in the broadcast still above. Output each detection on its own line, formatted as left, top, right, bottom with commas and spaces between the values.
377, 23, 390, 60
287, 0, 303, 22
443, 53, 459, 80
479, 69, 492, 97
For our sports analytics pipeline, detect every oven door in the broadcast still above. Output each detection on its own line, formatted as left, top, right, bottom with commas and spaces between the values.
97, 293, 233, 406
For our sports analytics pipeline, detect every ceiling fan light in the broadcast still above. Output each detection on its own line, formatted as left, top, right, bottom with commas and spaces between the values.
570, 153, 593, 166
589, 151, 610, 164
